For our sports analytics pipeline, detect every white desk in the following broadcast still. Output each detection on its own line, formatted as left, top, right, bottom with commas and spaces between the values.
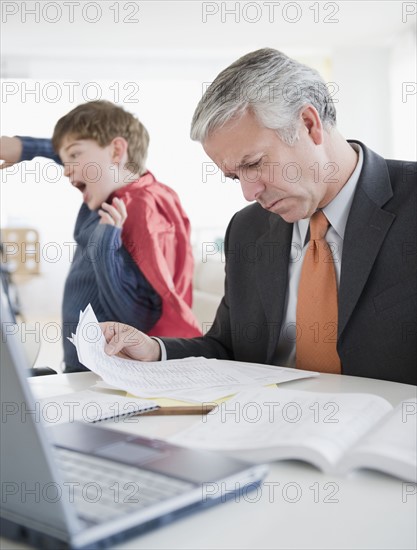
3, 372, 417, 550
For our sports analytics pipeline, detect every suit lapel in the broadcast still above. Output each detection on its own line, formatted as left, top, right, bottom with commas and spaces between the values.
255, 214, 292, 362
338, 142, 395, 337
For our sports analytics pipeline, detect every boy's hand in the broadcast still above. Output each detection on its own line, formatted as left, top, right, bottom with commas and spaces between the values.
100, 322, 161, 362
98, 197, 127, 227
0, 136, 23, 169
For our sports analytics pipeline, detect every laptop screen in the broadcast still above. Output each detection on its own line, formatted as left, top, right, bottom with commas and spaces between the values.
0, 283, 81, 540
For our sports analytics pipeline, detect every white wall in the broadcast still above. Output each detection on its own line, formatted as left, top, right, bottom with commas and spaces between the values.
332, 47, 392, 156
390, 26, 417, 160
1, 1, 416, 320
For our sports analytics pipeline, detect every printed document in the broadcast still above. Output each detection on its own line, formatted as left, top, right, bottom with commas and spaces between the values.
70, 304, 318, 399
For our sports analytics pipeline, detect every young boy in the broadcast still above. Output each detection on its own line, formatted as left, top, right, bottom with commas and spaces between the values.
1, 101, 201, 372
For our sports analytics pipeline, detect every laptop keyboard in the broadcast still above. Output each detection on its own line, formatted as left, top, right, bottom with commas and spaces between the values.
55, 447, 195, 523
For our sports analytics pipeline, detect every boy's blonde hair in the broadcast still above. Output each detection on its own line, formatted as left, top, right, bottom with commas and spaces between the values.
52, 100, 149, 175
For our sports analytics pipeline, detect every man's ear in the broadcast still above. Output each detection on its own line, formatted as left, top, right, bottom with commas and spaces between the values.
110, 136, 128, 164
301, 105, 323, 145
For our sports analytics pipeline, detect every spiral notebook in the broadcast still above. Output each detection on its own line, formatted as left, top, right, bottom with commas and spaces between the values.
37, 389, 159, 425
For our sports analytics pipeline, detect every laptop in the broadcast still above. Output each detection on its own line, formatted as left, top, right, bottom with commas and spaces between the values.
0, 284, 268, 549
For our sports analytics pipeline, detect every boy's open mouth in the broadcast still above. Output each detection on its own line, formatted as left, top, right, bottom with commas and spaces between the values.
71, 181, 90, 203
72, 181, 86, 193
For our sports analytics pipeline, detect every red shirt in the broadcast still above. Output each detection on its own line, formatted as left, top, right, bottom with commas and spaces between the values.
112, 172, 202, 337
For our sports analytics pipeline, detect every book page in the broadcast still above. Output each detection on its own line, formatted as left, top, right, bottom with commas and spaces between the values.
338, 397, 417, 482
168, 387, 393, 473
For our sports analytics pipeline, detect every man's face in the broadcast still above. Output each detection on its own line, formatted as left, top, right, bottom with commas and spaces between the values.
59, 137, 118, 211
203, 110, 331, 223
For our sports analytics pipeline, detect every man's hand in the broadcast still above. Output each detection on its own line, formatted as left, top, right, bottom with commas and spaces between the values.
0, 136, 23, 169
98, 197, 127, 227
100, 322, 161, 362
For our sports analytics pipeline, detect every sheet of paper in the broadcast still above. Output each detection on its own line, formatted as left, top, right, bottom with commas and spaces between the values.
72, 304, 318, 399
165, 362, 318, 402
212, 360, 319, 384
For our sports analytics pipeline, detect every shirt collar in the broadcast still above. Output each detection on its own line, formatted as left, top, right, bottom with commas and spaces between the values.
323, 142, 363, 239
296, 142, 363, 245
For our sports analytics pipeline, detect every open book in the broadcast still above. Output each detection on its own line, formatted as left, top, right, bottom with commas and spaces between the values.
168, 387, 417, 482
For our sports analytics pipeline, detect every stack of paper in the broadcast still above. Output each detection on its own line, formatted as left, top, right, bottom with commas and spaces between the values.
69, 305, 318, 401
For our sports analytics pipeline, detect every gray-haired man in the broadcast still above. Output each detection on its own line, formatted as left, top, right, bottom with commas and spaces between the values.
102, 48, 416, 385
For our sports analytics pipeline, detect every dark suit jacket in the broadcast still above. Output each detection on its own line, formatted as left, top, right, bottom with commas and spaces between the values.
163, 142, 416, 385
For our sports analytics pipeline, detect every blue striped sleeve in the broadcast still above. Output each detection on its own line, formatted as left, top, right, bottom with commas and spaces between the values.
17, 136, 61, 165
88, 223, 162, 331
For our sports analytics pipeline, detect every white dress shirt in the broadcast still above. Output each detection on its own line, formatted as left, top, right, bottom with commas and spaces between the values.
274, 142, 363, 367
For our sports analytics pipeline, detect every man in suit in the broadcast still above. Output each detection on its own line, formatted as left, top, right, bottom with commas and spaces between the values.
102, 48, 416, 385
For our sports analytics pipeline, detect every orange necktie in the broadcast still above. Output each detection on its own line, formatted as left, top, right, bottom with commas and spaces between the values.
296, 210, 341, 373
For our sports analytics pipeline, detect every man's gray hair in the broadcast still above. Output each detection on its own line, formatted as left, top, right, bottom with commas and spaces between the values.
191, 48, 337, 145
